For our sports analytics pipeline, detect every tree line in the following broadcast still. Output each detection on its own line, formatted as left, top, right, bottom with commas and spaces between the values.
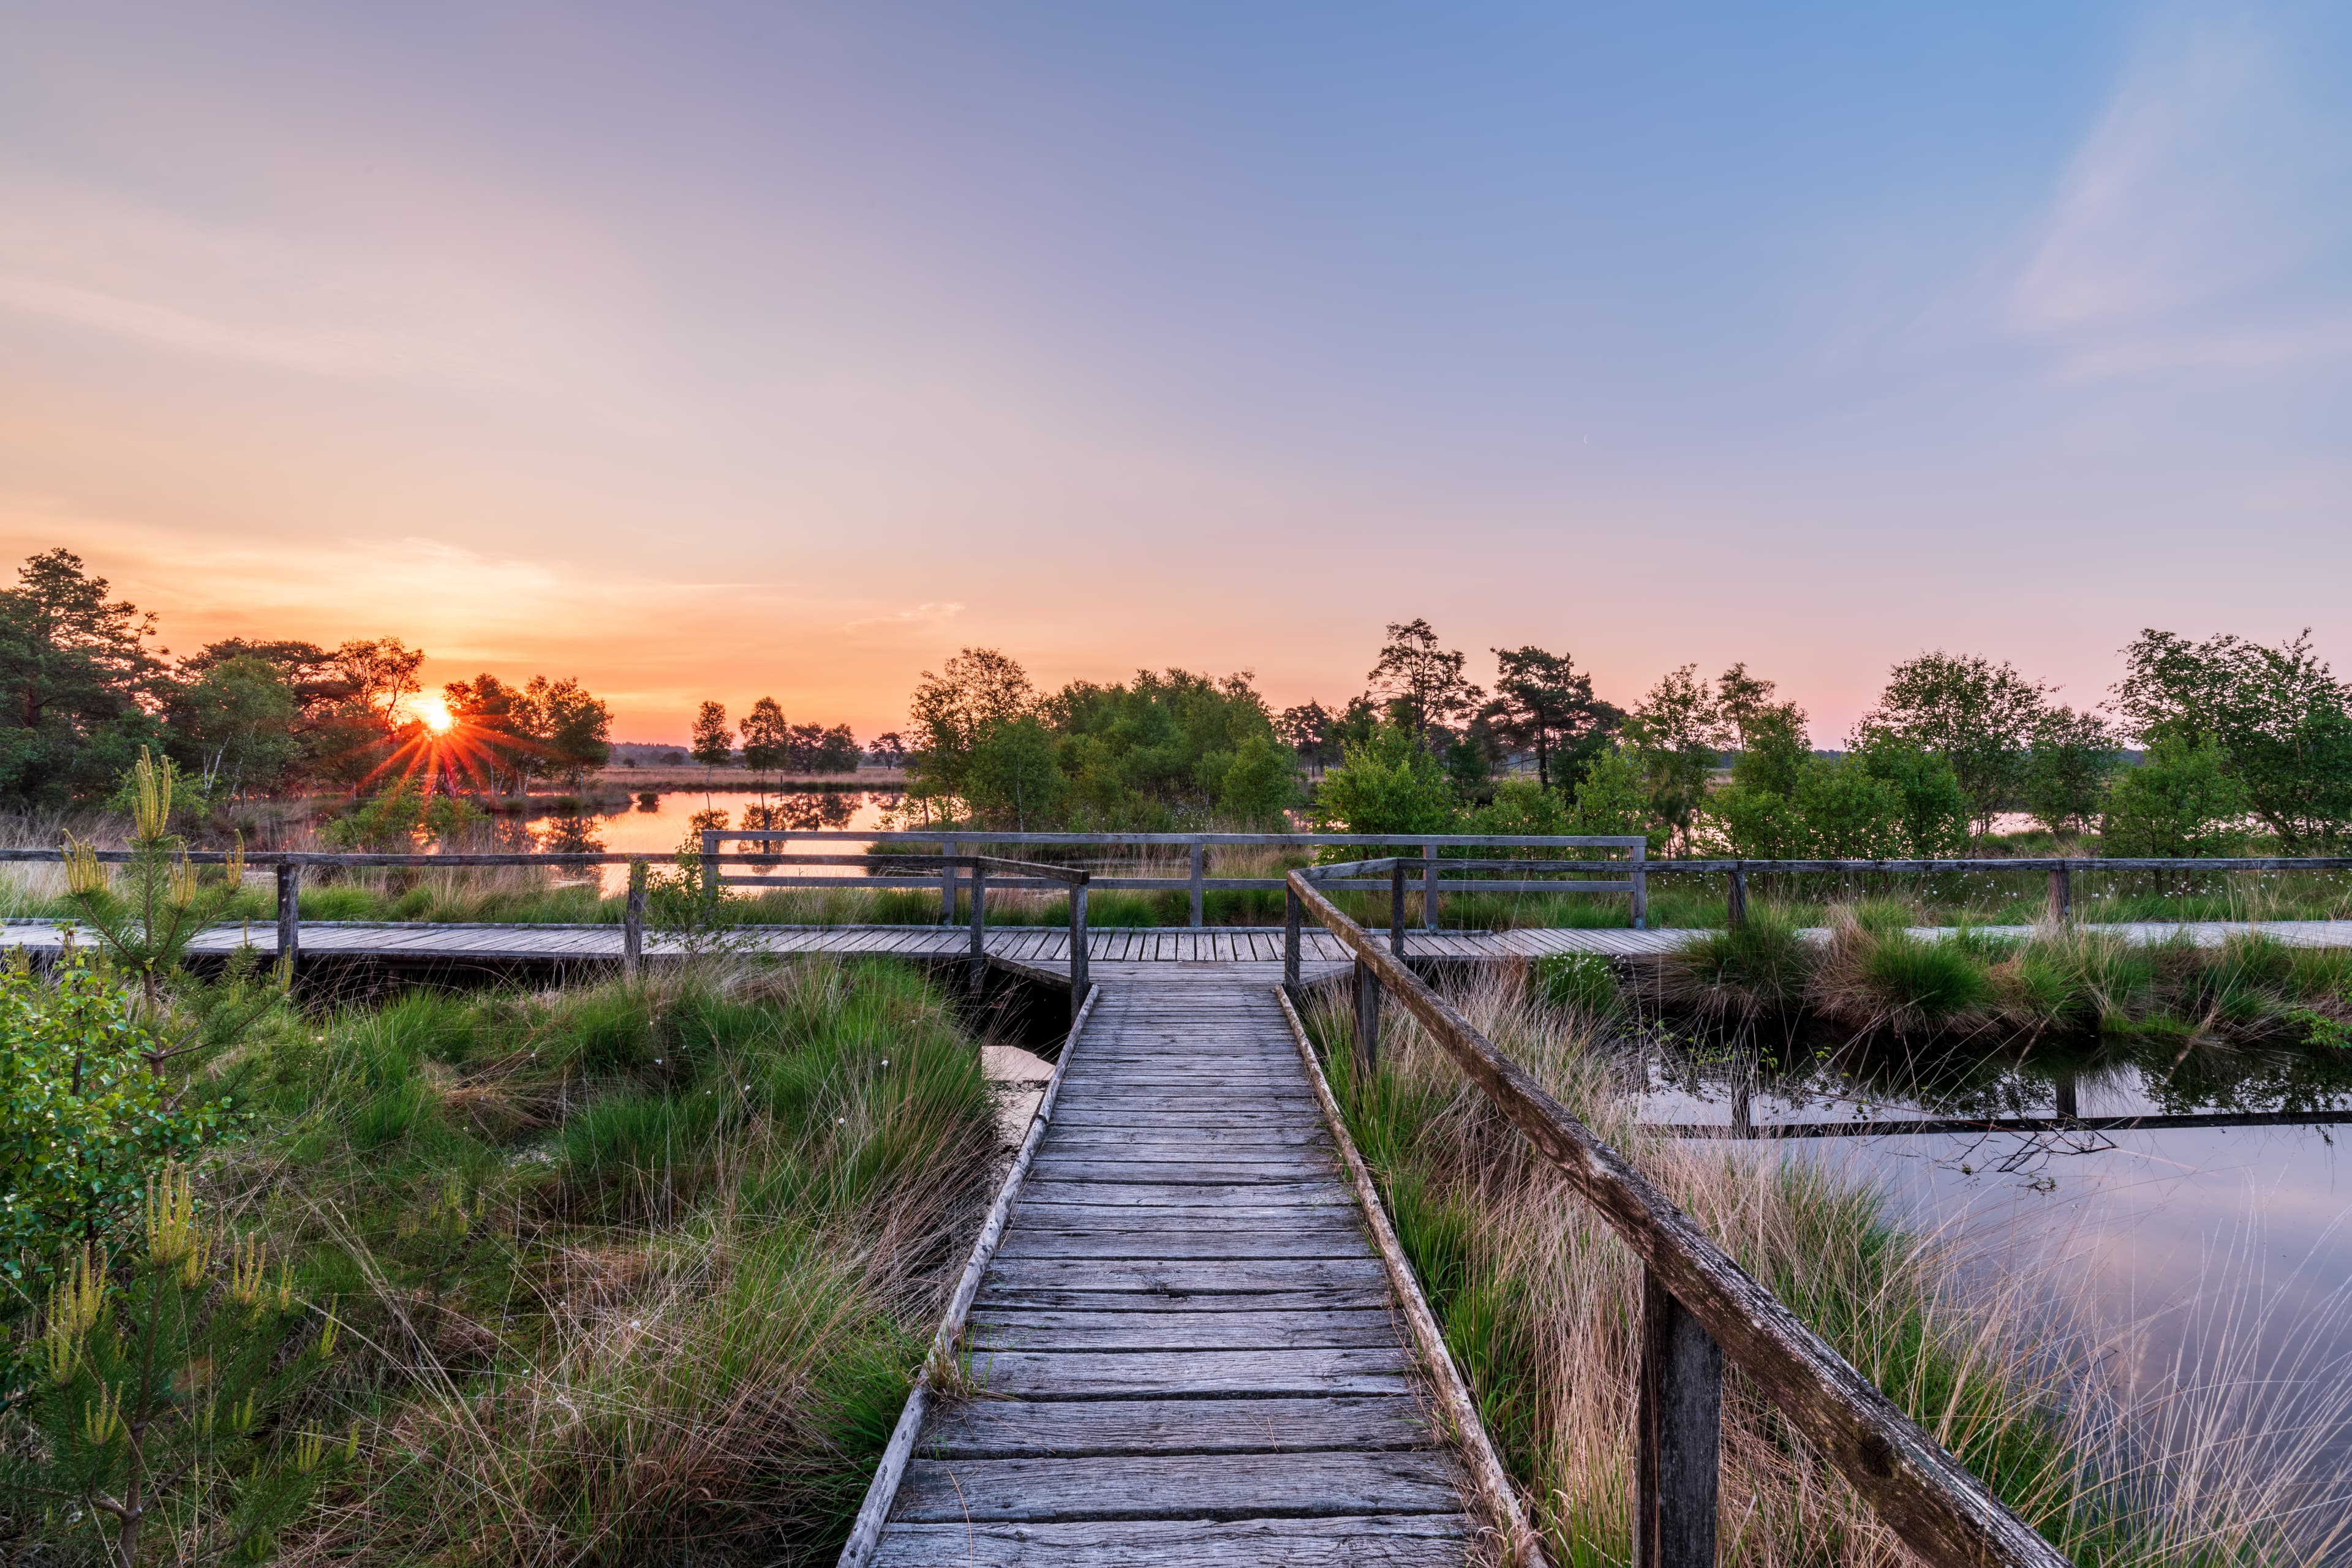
0, 549, 622, 810
901, 616, 2352, 855
684, 698, 865, 779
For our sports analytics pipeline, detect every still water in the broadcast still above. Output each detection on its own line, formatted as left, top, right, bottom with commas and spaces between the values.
506, 790, 902, 894
1645, 1030, 2352, 1511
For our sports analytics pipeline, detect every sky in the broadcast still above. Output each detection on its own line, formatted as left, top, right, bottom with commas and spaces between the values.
3, 2, 2348, 743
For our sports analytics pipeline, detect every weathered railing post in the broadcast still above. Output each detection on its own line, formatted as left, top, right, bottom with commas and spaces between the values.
1630, 840, 1649, 930
1726, 864, 1748, 929
1066, 877, 1089, 1023
1353, 956, 1381, 1076
1423, 839, 1439, 931
699, 829, 720, 908
1284, 883, 1303, 992
1189, 840, 1205, 928
968, 860, 987, 992
274, 861, 301, 978
1635, 1269, 1723, 1568
623, 859, 647, 979
2054, 1072, 2079, 1121
940, 835, 960, 924
2046, 861, 2072, 925
1389, 861, 1408, 957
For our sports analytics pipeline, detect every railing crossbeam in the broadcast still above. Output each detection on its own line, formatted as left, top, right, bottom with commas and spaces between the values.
1285, 864, 2069, 1568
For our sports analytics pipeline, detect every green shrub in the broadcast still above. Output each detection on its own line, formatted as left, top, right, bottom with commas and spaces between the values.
2100, 735, 2252, 857
0, 952, 221, 1275
1311, 723, 1458, 837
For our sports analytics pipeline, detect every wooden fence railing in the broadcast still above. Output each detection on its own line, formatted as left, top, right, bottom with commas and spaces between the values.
5, 849, 1093, 1015
704, 829, 1654, 927
1284, 859, 2070, 1568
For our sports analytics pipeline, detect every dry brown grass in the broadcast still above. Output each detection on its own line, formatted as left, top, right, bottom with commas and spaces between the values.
1313, 968, 2352, 1565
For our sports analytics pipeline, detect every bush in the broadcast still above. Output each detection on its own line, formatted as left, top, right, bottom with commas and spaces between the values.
1567, 745, 1665, 851
2100, 735, 2252, 857
1212, 732, 1300, 824
0, 951, 221, 1276
1852, 739, 1972, 856
1311, 723, 1458, 837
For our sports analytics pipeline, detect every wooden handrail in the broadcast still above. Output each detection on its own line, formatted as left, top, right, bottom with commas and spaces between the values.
1284, 868, 2069, 1568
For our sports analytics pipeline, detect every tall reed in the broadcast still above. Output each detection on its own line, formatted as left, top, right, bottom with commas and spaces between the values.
1309, 968, 2352, 1565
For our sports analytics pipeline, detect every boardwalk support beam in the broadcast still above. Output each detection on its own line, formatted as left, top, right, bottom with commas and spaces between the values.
1067, 880, 1089, 1023
1287, 862, 2072, 1568
1637, 1265, 1723, 1568
1354, 956, 1381, 1075
622, 860, 647, 979
1284, 884, 1303, 994
1390, 862, 1408, 957
274, 862, 300, 978
968, 861, 987, 991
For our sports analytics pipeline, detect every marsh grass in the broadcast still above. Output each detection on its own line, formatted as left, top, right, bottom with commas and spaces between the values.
194, 957, 998, 1565
5, 810, 2350, 933
1654, 907, 2352, 1044
1309, 969, 2352, 1565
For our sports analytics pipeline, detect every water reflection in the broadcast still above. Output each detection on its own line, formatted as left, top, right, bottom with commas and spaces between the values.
1642, 1022, 2352, 1505
492, 790, 901, 893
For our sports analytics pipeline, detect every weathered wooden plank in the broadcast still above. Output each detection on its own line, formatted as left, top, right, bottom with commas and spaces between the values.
971, 1285, 1396, 1313
972, 1308, 1402, 1351
992, 1227, 1365, 1261
1035, 1147, 1345, 1170
1027, 1159, 1336, 1185
1050, 1108, 1311, 1127
967, 1346, 1414, 1400
1039, 1126, 1332, 1148
893, 1450, 1462, 1523
1017, 1181, 1349, 1209
917, 1393, 1434, 1457
1289, 869, 2069, 1568
1016, 1199, 1353, 1224
870, 1514, 1474, 1567
976, 1257, 1390, 1297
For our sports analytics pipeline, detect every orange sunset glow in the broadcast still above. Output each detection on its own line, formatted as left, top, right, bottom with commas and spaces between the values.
2, 10, 2342, 745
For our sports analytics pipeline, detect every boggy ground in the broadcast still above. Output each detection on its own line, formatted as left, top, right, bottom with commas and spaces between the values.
1306, 967, 2352, 1567
173, 958, 996, 1566
1651, 900, 2352, 1046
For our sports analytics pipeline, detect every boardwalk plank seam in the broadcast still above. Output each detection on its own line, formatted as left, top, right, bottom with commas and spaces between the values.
856, 971, 1496, 1564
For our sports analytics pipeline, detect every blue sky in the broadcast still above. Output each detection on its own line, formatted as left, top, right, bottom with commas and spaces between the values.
1, 2, 2345, 737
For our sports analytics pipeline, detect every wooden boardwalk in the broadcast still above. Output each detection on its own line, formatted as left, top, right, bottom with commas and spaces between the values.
870, 968, 1480, 1566
10, 917, 2350, 968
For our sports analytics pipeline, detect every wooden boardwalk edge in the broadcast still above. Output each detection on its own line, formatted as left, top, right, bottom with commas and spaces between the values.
1275, 985, 1548, 1568
836, 984, 1102, 1568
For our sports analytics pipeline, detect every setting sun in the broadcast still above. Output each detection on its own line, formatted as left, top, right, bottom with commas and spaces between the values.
413, 693, 456, 733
